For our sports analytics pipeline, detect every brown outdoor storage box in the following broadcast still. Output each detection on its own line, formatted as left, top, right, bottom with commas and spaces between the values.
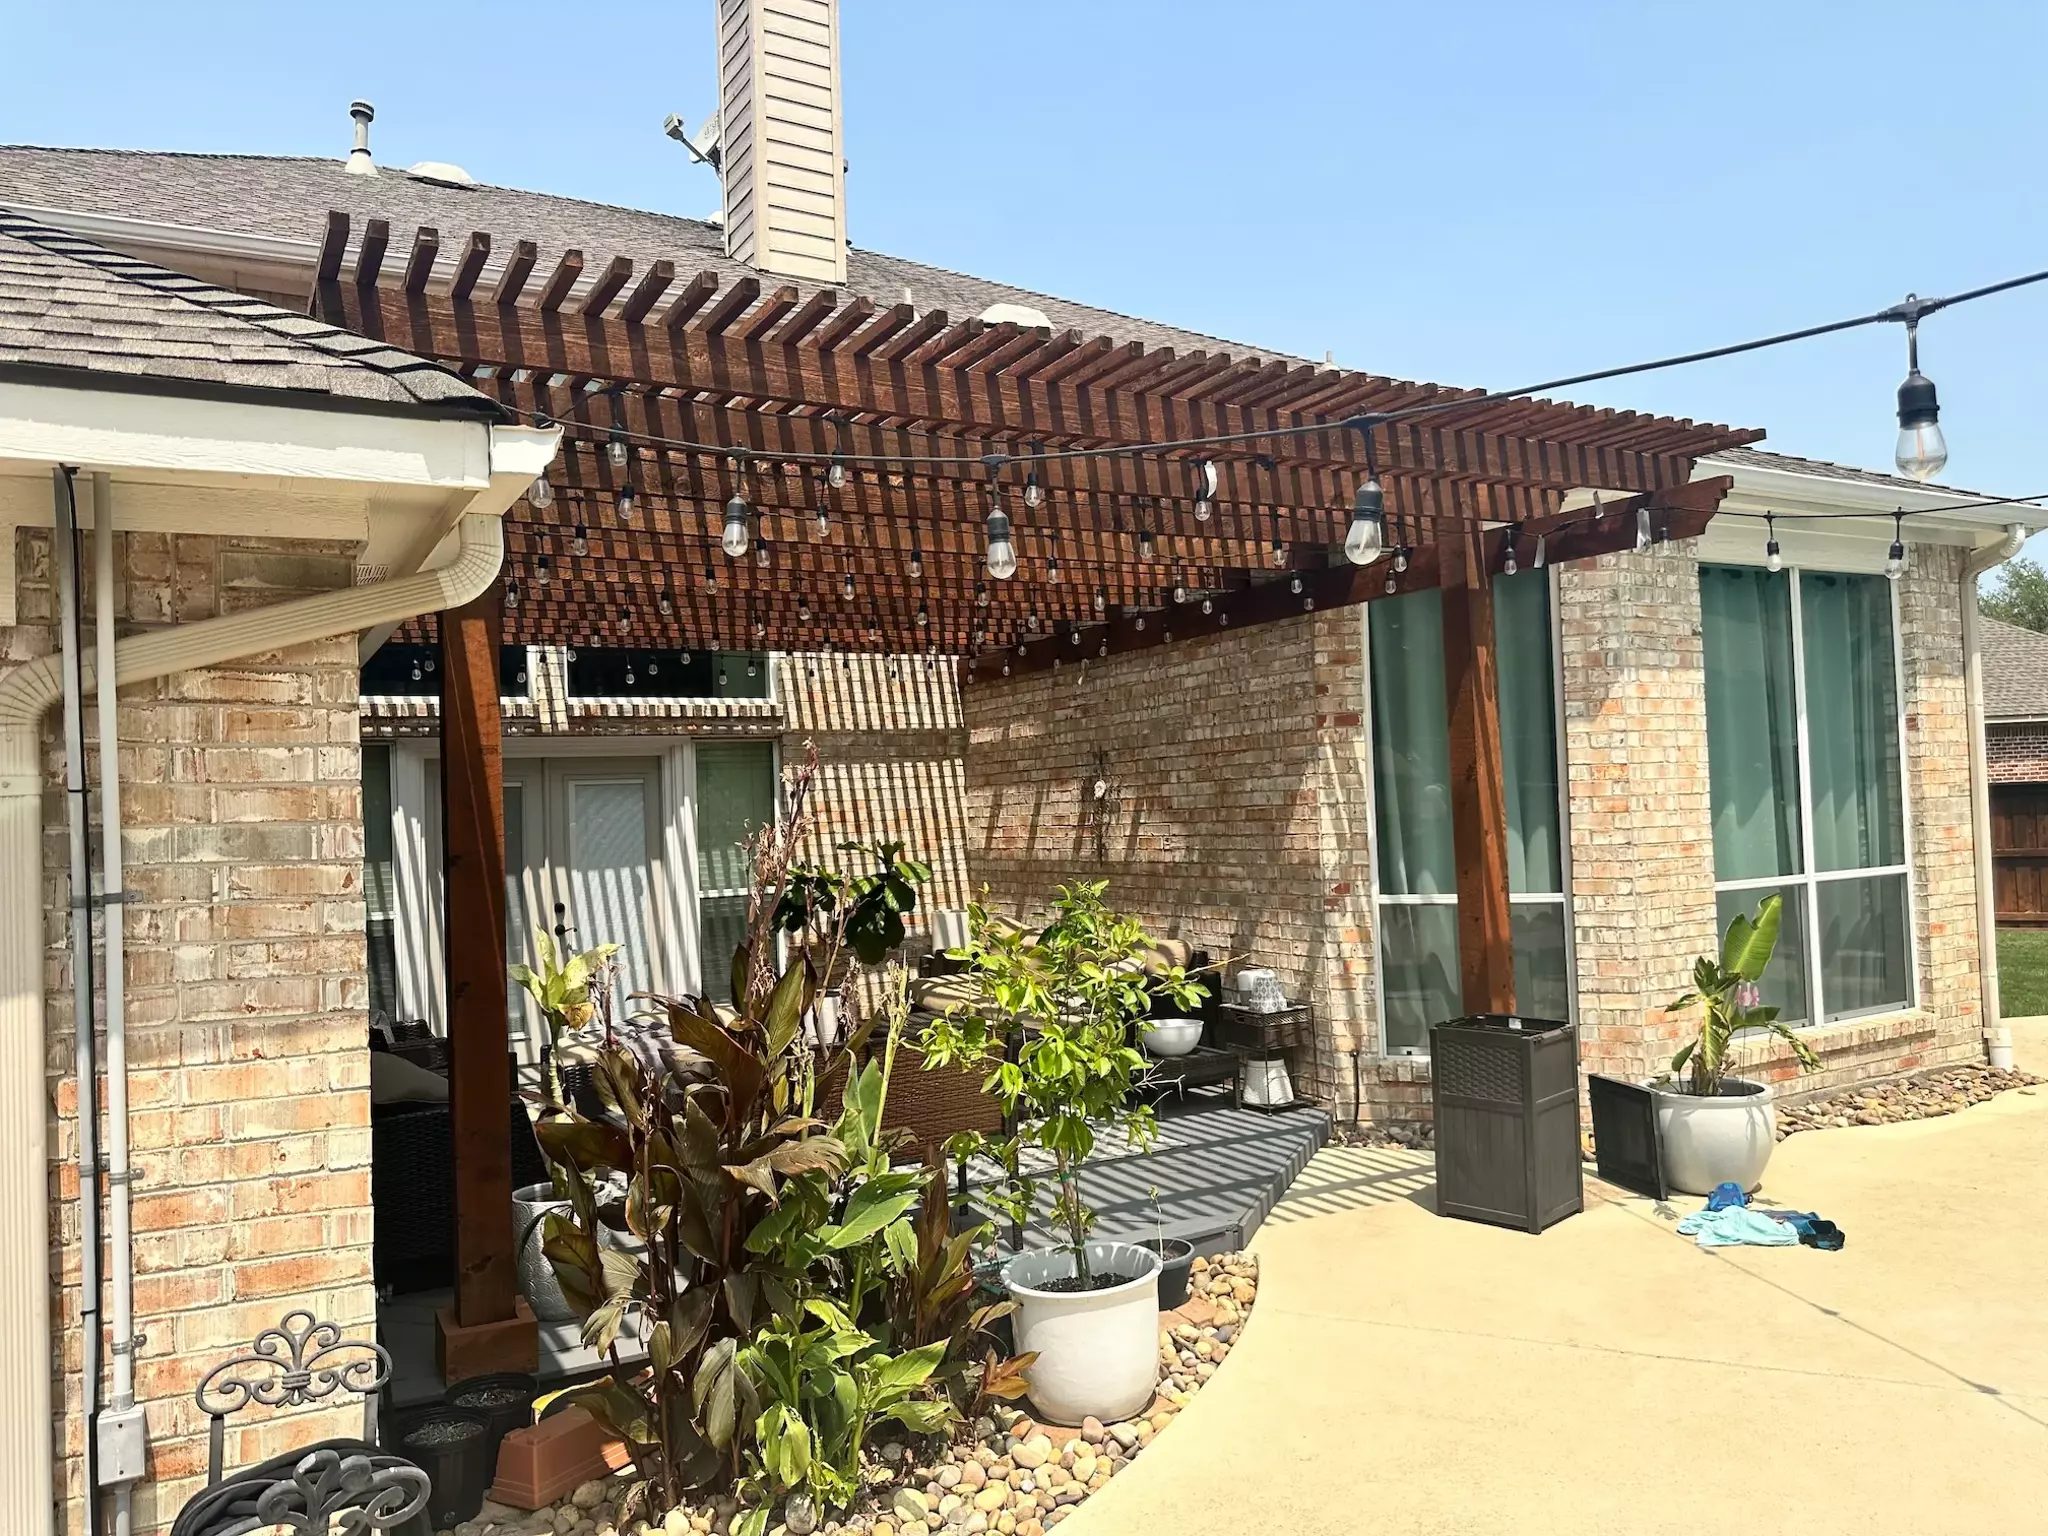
1429, 1014, 1584, 1234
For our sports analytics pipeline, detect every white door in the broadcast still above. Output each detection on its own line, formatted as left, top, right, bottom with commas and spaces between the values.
545, 759, 668, 1026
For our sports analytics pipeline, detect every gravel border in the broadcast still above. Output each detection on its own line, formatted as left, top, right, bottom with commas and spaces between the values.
1776, 1064, 2043, 1138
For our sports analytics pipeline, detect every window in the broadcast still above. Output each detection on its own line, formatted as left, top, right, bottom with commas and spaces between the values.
1367, 571, 1571, 1053
694, 742, 779, 1003
363, 743, 400, 1023
1700, 564, 1913, 1025
358, 642, 529, 697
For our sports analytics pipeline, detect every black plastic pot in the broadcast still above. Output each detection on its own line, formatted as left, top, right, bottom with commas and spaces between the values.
391, 1404, 491, 1528
1140, 1238, 1196, 1309
445, 1371, 537, 1484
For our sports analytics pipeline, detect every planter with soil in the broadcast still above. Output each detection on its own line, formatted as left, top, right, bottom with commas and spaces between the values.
390, 1403, 492, 1528
1138, 1237, 1196, 1309
1004, 1240, 1162, 1426
1650, 1076, 1777, 1196
445, 1371, 537, 1484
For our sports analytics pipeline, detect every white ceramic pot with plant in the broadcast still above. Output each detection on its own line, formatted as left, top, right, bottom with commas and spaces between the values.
919, 882, 1208, 1425
512, 1181, 577, 1321
1651, 894, 1819, 1196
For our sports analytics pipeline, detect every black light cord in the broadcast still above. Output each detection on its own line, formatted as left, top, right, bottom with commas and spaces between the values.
524, 262, 2048, 474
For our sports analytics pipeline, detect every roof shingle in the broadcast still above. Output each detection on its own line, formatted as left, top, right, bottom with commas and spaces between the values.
1983, 617, 2048, 720
0, 206, 499, 416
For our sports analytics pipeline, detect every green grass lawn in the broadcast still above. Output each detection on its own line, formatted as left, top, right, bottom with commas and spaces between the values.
1998, 928, 2048, 1018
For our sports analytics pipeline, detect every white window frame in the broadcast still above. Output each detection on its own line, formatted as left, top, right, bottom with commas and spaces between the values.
1705, 563, 1920, 1027
1360, 566, 1578, 1058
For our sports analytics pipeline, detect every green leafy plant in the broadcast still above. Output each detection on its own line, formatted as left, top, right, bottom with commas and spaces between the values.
774, 838, 934, 966
509, 931, 621, 1043
918, 881, 1203, 1280
535, 756, 956, 1528
1666, 893, 1820, 1095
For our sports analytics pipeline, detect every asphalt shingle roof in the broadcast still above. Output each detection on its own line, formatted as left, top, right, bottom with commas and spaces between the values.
0, 147, 1277, 360
1983, 617, 2048, 720
1708, 444, 1987, 499
0, 205, 501, 415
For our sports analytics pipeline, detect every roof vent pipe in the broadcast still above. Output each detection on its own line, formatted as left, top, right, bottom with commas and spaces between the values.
346, 101, 377, 177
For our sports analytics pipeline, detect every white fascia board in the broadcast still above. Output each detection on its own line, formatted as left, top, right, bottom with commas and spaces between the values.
1699, 454, 2048, 543
0, 378, 491, 487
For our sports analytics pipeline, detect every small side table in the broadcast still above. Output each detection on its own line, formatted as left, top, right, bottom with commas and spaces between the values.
1218, 1002, 1313, 1112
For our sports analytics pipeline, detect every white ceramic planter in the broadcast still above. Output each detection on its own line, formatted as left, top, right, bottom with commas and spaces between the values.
513, 1182, 577, 1322
1142, 1018, 1203, 1057
1004, 1241, 1162, 1426
1651, 1078, 1777, 1196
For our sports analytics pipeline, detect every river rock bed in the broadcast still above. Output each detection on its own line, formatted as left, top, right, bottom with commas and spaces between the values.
442, 1253, 1260, 1536
1776, 1064, 2041, 1137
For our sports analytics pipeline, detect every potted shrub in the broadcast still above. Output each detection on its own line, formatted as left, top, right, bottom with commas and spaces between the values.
1651, 894, 1820, 1195
919, 882, 1204, 1425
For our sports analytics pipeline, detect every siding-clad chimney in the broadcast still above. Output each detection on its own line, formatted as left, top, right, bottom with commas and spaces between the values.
715, 0, 847, 284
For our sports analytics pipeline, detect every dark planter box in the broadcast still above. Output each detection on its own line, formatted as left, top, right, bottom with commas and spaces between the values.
390, 1404, 491, 1528
445, 1372, 538, 1485
1429, 1014, 1583, 1234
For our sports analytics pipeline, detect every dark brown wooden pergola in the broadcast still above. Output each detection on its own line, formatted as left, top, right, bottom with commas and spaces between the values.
317, 211, 1761, 1372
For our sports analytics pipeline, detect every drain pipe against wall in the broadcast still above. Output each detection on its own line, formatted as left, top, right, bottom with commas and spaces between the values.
1963, 523, 2027, 1071
0, 425, 554, 1535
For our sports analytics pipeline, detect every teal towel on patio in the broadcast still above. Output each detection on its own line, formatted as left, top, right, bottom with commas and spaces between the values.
1676, 1206, 1800, 1248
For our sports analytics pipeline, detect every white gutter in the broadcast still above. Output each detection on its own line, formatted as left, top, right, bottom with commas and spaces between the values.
0, 421, 554, 1535
1963, 523, 2027, 1071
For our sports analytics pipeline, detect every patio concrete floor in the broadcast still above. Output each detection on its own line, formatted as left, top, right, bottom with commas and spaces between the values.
1069, 1032, 2048, 1536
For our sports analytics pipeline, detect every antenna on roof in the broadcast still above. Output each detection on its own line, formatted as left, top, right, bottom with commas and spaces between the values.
663, 110, 722, 172
345, 101, 377, 177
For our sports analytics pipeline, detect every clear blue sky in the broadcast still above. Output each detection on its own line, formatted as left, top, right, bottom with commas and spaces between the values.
8, 1, 2047, 560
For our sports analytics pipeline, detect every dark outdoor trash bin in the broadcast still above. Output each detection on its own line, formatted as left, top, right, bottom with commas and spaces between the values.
1429, 1014, 1583, 1234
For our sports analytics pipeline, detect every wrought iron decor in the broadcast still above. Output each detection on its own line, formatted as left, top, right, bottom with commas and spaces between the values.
251, 1450, 430, 1535
193, 1310, 393, 1484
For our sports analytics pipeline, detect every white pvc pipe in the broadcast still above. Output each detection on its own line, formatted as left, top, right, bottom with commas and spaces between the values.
0, 510, 509, 1536
1963, 523, 2027, 1072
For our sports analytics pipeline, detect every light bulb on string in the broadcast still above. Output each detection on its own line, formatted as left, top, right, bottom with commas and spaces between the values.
1289, 575, 1303, 595
843, 571, 856, 602
1200, 597, 1214, 615
916, 602, 929, 629
704, 565, 719, 595
1137, 530, 1156, 561
1384, 570, 1398, 595
615, 484, 636, 522
985, 489, 1018, 580
528, 475, 553, 510
625, 663, 637, 686
410, 661, 422, 682
506, 580, 520, 609
1022, 469, 1044, 510
976, 581, 989, 608
607, 427, 629, 468
826, 456, 847, 491
1094, 588, 1107, 614
1173, 583, 1189, 604
571, 525, 589, 557
1894, 311, 1948, 481
909, 544, 923, 579
1635, 506, 1653, 553
1026, 609, 1041, 633
1192, 459, 1218, 522
1886, 509, 1907, 581
1393, 547, 1410, 575
1134, 616, 1146, 631
755, 539, 771, 570
722, 491, 751, 557
647, 658, 659, 676
798, 593, 812, 622
1502, 526, 1519, 577
536, 554, 552, 586
658, 589, 674, 617
1345, 474, 1386, 565
1765, 513, 1783, 574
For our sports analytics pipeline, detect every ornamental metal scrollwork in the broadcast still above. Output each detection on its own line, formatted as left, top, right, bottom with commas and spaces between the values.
194, 1309, 392, 1418
251, 1449, 430, 1535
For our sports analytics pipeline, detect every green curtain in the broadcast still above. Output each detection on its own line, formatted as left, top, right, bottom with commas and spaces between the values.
1369, 591, 1455, 897
1496, 571, 1563, 895
695, 742, 777, 1004
1800, 573, 1905, 873
1700, 565, 1803, 881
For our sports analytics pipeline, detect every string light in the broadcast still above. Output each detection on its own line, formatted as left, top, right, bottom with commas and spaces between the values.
1393, 547, 1410, 575
1346, 433, 1386, 565
505, 579, 520, 609
536, 553, 552, 585
1269, 511, 1287, 568
755, 538, 771, 570
842, 569, 856, 602
1192, 459, 1218, 522
1093, 587, 1107, 614
1886, 509, 1907, 581
704, 564, 719, 595
1289, 574, 1304, 595
723, 488, 751, 557
976, 581, 990, 608
1502, 525, 1519, 577
1765, 513, 1783, 573
916, 601, 929, 628
528, 475, 553, 510
1635, 505, 1653, 552
908, 526, 924, 579
1137, 529, 1155, 561
1893, 303, 1948, 481
608, 426, 629, 468
571, 524, 589, 557
814, 479, 832, 540
658, 588, 674, 617
1200, 596, 1214, 615
797, 593, 812, 622
615, 483, 636, 521
1023, 469, 1044, 510
985, 487, 1018, 580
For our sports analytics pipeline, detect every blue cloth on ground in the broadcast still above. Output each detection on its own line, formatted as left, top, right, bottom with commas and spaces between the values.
1675, 1206, 1800, 1248
1704, 1181, 1749, 1211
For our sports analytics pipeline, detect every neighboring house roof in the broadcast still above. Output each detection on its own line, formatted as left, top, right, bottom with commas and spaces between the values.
0, 206, 501, 417
1983, 617, 2048, 720
0, 147, 1275, 360
1708, 445, 1986, 500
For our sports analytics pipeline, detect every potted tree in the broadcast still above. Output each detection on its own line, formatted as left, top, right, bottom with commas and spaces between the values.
1652, 894, 1820, 1195
919, 882, 1204, 1426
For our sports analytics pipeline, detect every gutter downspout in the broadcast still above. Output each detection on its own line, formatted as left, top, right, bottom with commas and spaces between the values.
0, 503, 513, 1535
1963, 523, 2026, 1071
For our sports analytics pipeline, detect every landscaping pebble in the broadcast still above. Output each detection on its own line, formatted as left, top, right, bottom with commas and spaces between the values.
1333, 1122, 1433, 1151
1775, 1065, 2041, 1138
436, 1254, 1260, 1536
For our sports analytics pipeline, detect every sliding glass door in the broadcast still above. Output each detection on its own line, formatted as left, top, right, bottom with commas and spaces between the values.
1700, 564, 1914, 1025
1368, 570, 1571, 1054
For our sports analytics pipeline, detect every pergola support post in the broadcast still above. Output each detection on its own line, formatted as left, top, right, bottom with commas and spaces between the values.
433, 581, 537, 1379
1440, 523, 1517, 1016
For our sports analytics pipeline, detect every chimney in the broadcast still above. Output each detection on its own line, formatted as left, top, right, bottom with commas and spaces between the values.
715, 0, 847, 283
345, 101, 378, 177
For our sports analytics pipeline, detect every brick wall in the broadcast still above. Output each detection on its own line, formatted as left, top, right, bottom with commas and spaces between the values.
1557, 541, 1722, 1086
1987, 720, 2048, 783
960, 609, 1380, 1115
11, 529, 373, 1536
